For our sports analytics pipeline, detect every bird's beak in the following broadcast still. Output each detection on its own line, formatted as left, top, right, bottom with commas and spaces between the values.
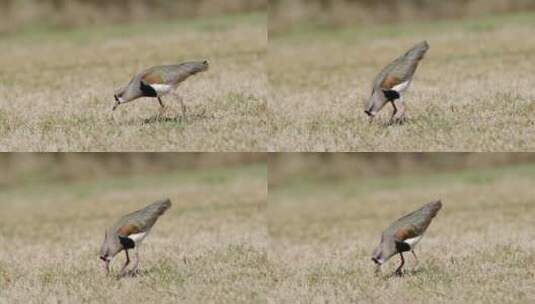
365, 110, 375, 124
113, 95, 120, 111
371, 257, 383, 266
100, 256, 110, 274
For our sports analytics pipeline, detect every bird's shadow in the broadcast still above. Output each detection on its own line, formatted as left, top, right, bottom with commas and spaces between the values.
116, 269, 147, 280
141, 109, 213, 126
381, 268, 425, 280
383, 118, 409, 127
142, 115, 184, 125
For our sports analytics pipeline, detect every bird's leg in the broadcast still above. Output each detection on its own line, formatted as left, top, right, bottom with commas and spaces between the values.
104, 260, 110, 275
131, 247, 140, 275
411, 250, 419, 266
119, 250, 130, 277
389, 100, 398, 125
156, 97, 167, 118
178, 95, 186, 121
374, 264, 381, 275
392, 98, 406, 125
157, 97, 165, 108
395, 252, 405, 276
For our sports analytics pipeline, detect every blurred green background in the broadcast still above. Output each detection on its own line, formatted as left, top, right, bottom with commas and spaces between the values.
269, 153, 535, 187
0, 0, 266, 33
0, 153, 266, 187
270, 0, 535, 33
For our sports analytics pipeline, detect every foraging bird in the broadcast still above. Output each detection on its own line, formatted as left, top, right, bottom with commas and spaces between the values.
371, 200, 442, 276
364, 41, 429, 124
113, 61, 209, 116
99, 198, 171, 277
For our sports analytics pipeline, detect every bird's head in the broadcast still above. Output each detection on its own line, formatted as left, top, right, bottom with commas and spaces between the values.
371, 235, 397, 267
371, 249, 384, 266
112, 87, 126, 111
364, 89, 388, 121
99, 230, 122, 274
112, 94, 121, 111
190, 60, 209, 74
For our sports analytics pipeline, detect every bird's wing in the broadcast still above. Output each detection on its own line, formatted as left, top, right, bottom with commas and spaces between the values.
371, 58, 406, 92
141, 64, 203, 86
141, 68, 168, 85
388, 41, 429, 82
117, 223, 143, 237
165, 63, 205, 84
380, 74, 404, 90
115, 199, 172, 235
392, 224, 421, 242
385, 200, 442, 241
373, 41, 429, 92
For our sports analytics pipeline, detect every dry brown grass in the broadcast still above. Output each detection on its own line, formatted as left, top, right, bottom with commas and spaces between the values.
268, 158, 535, 303
0, 162, 270, 303
0, 13, 267, 151
268, 12, 535, 151
2, 154, 535, 302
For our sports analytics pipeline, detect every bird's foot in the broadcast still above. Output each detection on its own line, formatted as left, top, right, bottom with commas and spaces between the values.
117, 269, 140, 279
389, 116, 407, 126
127, 269, 141, 277
157, 106, 168, 117
394, 269, 404, 277
374, 266, 381, 275
179, 113, 187, 124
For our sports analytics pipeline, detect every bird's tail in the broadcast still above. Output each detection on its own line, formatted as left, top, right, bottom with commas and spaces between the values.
146, 198, 172, 217
422, 200, 442, 218
406, 40, 429, 62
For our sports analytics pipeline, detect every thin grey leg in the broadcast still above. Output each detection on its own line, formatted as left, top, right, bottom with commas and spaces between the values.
131, 248, 140, 273
411, 250, 419, 266
178, 95, 186, 119
395, 252, 405, 276
393, 98, 406, 124
119, 250, 130, 277
389, 101, 398, 124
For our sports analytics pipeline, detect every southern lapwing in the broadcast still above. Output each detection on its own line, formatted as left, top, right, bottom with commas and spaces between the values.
99, 198, 171, 277
113, 61, 209, 117
364, 41, 429, 124
371, 200, 441, 276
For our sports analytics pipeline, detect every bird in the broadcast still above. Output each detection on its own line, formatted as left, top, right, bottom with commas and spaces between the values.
371, 200, 442, 276
99, 198, 172, 278
364, 41, 429, 124
113, 60, 209, 117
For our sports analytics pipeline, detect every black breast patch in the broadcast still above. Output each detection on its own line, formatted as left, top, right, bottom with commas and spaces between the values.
383, 90, 400, 101
395, 240, 411, 253
140, 81, 158, 97
119, 236, 136, 249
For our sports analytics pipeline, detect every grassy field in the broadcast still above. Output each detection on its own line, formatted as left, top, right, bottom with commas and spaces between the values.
268, 12, 535, 151
0, 163, 270, 303
0, 13, 267, 151
268, 161, 535, 303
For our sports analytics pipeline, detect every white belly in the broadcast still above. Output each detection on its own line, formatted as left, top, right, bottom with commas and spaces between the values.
129, 232, 148, 245
405, 235, 423, 249
150, 84, 175, 96
392, 81, 410, 93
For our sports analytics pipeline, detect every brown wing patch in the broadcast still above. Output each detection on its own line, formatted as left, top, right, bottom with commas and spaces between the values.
117, 223, 141, 237
142, 72, 164, 85
381, 75, 402, 90
394, 228, 413, 241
